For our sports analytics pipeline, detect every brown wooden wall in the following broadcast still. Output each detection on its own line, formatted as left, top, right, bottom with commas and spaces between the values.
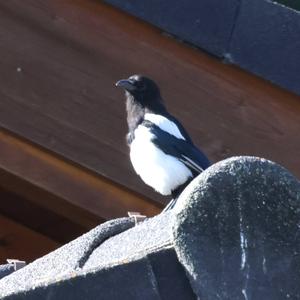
0, 0, 300, 261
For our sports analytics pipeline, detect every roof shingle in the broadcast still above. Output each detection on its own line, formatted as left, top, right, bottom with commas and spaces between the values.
1, 156, 300, 299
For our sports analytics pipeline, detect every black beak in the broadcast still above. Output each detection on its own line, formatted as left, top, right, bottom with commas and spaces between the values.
115, 79, 136, 91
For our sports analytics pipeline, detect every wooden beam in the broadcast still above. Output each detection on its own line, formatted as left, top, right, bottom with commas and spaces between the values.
0, 187, 92, 243
0, 0, 299, 184
0, 0, 299, 206
0, 213, 60, 263
0, 130, 162, 225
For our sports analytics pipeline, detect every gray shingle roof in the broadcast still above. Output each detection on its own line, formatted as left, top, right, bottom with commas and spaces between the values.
0, 264, 14, 280
1, 156, 300, 300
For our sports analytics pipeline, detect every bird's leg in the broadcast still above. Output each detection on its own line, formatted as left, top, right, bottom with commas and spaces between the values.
162, 180, 193, 212
162, 188, 182, 212
162, 198, 176, 212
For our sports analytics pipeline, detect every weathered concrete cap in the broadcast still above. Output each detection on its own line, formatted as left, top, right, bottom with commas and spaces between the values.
0, 264, 15, 280
173, 156, 300, 300
0, 217, 136, 298
0, 212, 194, 300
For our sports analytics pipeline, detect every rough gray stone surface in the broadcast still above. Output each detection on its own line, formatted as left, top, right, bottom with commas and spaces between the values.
0, 264, 14, 280
0, 217, 135, 297
0, 212, 174, 298
173, 156, 300, 300
104, 0, 240, 57
2, 257, 162, 300
84, 211, 174, 269
1, 248, 195, 300
2, 156, 299, 300
229, 0, 300, 95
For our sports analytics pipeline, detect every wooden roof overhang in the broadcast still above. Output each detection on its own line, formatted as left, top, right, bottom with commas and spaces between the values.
0, 0, 299, 258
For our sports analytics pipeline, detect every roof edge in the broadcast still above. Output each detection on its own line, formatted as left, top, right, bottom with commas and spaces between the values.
104, 0, 300, 96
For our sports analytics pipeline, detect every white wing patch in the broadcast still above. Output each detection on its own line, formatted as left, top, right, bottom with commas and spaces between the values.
130, 125, 192, 195
144, 113, 185, 140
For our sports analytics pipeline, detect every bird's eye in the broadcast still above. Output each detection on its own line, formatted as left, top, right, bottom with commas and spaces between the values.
135, 81, 146, 91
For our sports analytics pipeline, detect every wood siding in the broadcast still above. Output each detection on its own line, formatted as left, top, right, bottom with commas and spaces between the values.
0, 0, 300, 260
0, 213, 59, 263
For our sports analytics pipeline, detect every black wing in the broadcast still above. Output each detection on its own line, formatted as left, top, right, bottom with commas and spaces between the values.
143, 121, 211, 174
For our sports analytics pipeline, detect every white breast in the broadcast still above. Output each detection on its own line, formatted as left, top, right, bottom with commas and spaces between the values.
130, 125, 192, 195
144, 113, 185, 140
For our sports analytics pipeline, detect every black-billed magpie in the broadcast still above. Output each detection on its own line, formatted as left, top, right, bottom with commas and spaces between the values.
116, 75, 210, 210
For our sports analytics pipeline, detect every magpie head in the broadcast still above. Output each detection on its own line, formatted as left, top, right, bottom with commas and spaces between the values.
116, 75, 163, 109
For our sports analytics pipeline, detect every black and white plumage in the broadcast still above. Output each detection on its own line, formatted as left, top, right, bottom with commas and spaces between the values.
116, 75, 210, 209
